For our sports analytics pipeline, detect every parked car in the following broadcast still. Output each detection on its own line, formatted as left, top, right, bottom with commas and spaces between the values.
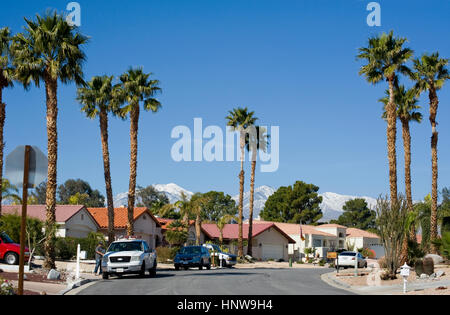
101, 239, 157, 280
174, 246, 211, 270
202, 244, 237, 268
0, 232, 29, 265
337, 251, 367, 269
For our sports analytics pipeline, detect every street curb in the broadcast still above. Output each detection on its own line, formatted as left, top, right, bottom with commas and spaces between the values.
321, 272, 360, 295
59, 278, 98, 295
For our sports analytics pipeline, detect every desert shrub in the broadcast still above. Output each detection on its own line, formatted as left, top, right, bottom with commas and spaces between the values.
318, 259, 326, 267
55, 233, 106, 260
423, 257, 434, 275
361, 248, 376, 259
407, 239, 425, 265
156, 246, 179, 263
296, 260, 304, 264
439, 231, 450, 260
415, 259, 424, 276
378, 257, 388, 269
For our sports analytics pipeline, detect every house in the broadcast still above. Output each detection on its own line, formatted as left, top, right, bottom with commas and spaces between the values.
87, 207, 162, 249
201, 223, 296, 261
157, 218, 205, 246
249, 220, 383, 259
1, 205, 99, 238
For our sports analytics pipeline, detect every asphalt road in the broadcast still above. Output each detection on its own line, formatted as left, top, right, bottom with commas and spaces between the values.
77, 267, 352, 295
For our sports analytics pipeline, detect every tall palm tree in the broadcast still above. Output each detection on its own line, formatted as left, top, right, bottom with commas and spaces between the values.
11, 12, 88, 269
380, 85, 422, 261
413, 53, 449, 252
77, 76, 117, 244
190, 193, 210, 245
115, 67, 161, 237
357, 31, 413, 205
226, 107, 258, 258
0, 27, 14, 217
245, 126, 268, 257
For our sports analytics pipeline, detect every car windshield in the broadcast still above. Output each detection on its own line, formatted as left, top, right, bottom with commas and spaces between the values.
179, 247, 201, 255
107, 241, 142, 253
0, 232, 14, 244
340, 252, 356, 256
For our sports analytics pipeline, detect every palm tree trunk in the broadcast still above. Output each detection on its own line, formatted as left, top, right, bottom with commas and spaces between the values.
247, 158, 256, 256
220, 230, 223, 248
43, 75, 58, 270
127, 105, 139, 237
195, 214, 201, 245
400, 119, 413, 263
0, 86, 5, 217
238, 133, 245, 258
99, 109, 115, 244
429, 87, 439, 253
387, 78, 398, 205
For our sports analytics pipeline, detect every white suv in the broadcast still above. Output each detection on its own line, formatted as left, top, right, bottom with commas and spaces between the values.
202, 244, 237, 268
102, 239, 157, 279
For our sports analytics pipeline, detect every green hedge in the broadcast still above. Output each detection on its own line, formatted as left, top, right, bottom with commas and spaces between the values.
156, 247, 180, 263
55, 232, 106, 260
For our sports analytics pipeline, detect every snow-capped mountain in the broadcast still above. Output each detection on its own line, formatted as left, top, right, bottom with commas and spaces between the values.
113, 183, 377, 223
113, 183, 193, 207
232, 185, 276, 220
319, 192, 377, 222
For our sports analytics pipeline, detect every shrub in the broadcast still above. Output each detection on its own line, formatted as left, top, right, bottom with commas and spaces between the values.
156, 247, 179, 263
296, 260, 304, 264
0, 278, 15, 296
318, 259, 326, 267
55, 233, 106, 261
361, 248, 376, 259
407, 239, 425, 266
423, 257, 434, 275
440, 231, 450, 260
414, 259, 424, 276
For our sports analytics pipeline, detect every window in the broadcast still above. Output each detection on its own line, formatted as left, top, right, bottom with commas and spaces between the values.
313, 239, 322, 248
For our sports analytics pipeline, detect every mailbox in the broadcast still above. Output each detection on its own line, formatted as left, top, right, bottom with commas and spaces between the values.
400, 263, 411, 277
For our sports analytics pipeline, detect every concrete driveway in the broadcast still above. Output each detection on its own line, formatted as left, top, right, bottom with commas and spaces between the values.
75, 267, 353, 295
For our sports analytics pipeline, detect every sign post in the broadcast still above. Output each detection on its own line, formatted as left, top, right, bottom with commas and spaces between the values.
5, 145, 47, 296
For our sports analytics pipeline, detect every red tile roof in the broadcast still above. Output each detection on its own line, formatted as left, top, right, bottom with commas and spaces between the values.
157, 218, 195, 231
201, 223, 296, 243
87, 207, 161, 229
1, 205, 90, 223
250, 220, 336, 237
316, 224, 347, 229
346, 228, 380, 239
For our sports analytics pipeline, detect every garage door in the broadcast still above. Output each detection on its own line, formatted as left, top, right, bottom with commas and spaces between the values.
262, 245, 284, 260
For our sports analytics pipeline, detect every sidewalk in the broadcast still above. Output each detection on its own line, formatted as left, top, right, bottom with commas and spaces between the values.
322, 271, 450, 295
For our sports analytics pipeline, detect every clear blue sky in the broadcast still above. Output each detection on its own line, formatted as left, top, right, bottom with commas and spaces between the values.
2, 0, 450, 200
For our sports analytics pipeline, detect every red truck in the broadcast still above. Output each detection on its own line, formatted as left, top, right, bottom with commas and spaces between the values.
0, 232, 29, 265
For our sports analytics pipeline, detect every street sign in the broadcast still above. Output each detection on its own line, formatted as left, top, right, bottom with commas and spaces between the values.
5, 145, 47, 188
327, 252, 338, 259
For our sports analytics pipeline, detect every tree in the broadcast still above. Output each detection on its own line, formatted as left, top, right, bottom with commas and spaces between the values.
165, 220, 188, 247
380, 85, 422, 237
57, 179, 105, 207
357, 31, 413, 205
413, 53, 449, 253
260, 181, 323, 224
78, 75, 117, 243
1, 179, 21, 205
115, 67, 161, 237
245, 126, 268, 256
375, 196, 409, 280
30, 181, 47, 205
11, 12, 88, 269
136, 185, 169, 215
216, 214, 237, 249
414, 195, 432, 251
226, 107, 258, 258
0, 27, 14, 217
195, 191, 237, 222
331, 198, 376, 231
190, 193, 210, 245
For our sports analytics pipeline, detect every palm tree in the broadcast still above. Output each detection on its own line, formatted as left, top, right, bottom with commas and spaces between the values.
380, 85, 422, 262
245, 126, 268, 257
77, 76, 117, 244
0, 27, 14, 217
11, 12, 88, 269
190, 193, 211, 245
357, 31, 413, 205
216, 214, 237, 250
226, 107, 258, 258
115, 67, 161, 237
380, 85, 422, 232
1, 179, 21, 204
413, 53, 449, 252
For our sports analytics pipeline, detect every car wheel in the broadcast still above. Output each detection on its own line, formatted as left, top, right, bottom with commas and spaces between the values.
150, 262, 157, 278
184, 266, 189, 270
102, 273, 109, 280
221, 259, 227, 268
199, 261, 203, 270
175, 265, 180, 271
206, 260, 211, 270
5, 252, 19, 265
140, 262, 146, 277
